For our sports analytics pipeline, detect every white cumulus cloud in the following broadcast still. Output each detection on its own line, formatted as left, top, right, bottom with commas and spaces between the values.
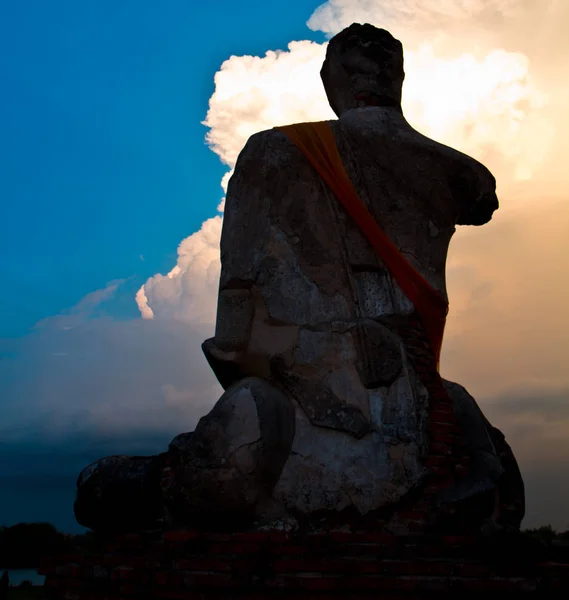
136, 215, 222, 323
308, 0, 529, 39
137, 5, 550, 324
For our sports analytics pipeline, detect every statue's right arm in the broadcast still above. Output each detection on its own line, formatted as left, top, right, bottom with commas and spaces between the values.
218, 132, 273, 288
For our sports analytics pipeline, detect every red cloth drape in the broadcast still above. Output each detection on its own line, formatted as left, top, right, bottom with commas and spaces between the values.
276, 121, 449, 370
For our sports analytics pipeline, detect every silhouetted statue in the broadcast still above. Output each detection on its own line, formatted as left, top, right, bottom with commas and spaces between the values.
75, 23, 524, 535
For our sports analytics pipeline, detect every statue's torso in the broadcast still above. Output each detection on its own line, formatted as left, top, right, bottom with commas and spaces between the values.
213, 108, 497, 443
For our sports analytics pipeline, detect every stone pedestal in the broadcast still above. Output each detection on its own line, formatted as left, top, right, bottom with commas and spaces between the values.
41, 529, 569, 599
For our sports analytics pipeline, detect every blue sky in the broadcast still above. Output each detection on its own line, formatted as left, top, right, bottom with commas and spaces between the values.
0, 0, 324, 533
0, 0, 568, 533
0, 0, 324, 337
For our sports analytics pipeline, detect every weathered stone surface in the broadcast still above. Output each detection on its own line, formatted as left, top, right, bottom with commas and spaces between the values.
214, 288, 254, 351
354, 319, 403, 387
199, 24, 502, 525
168, 431, 194, 453
486, 423, 526, 530
430, 380, 524, 531
74, 23, 521, 534
162, 377, 295, 525
74, 455, 165, 533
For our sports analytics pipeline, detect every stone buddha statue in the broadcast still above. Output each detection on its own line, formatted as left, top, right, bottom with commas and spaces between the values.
74, 24, 524, 535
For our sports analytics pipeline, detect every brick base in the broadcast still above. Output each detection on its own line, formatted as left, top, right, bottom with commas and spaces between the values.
40, 530, 569, 599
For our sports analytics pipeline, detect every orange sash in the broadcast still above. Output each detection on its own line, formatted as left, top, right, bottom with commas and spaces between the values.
276, 121, 449, 370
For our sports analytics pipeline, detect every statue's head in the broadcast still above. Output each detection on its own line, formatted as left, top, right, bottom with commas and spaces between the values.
321, 23, 404, 117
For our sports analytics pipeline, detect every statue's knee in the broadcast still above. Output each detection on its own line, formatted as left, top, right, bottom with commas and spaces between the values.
188, 377, 295, 480
74, 454, 164, 532
163, 378, 295, 522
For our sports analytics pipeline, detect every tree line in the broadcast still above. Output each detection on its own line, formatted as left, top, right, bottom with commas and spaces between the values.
0, 523, 97, 569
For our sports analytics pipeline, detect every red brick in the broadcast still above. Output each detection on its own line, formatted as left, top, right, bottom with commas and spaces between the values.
104, 542, 120, 553
119, 583, 141, 595
268, 531, 292, 542
424, 456, 451, 468
163, 530, 202, 542
231, 558, 261, 575
442, 535, 475, 546
133, 570, 150, 584
116, 533, 143, 543
131, 556, 147, 569
548, 577, 569, 591
421, 545, 446, 558
57, 577, 83, 588
430, 432, 460, 445
430, 401, 455, 413
329, 531, 356, 542
102, 554, 126, 567
304, 533, 330, 543
453, 562, 492, 577
430, 414, 457, 426
209, 541, 264, 555
345, 575, 449, 591
161, 592, 203, 600
451, 577, 538, 592
206, 532, 232, 542
83, 555, 103, 567
430, 442, 454, 455
231, 531, 270, 542
330, 532, 395, 544
429, 421, 460, 434
361, 533, 397, 544
285, 575, 340, 591
175, 558, 231, 572
396, 510, 428, 521
540, 561, 569, 577
154, 571, 170, 586
273, 558, 381, 574
55, 564, 81, 577
39, 556, 56, 569
269, 543, 308, 556
119, 555, 136, 568
273, 558, 322, 572
424, 479, 454, 494
337, 575, 399, 591
44, 577, 62, 588
58, 554, 85, 564
110, 566, 135, 581
169, 571, 185, 586
429, 465, 453, 477
334, 543, 385, 558
383, 560, 453, 576
185, 572, 234, 587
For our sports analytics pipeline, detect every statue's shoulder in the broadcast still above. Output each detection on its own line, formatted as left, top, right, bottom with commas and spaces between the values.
408, 128, 498, 224
413, 130, 496, 189
239, 127, 295, 158
237, 123, 327, 168
227, 126, 314, 196
405, 124, 494, 181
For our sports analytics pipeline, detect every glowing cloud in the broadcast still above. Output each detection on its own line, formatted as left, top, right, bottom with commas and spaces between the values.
307, 0, 528, 39
137, 6, 549, 326
136, 215, 222, 323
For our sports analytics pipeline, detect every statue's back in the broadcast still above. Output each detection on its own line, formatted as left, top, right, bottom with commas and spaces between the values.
74, 24, 523, 536
212, 108, 498, 435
